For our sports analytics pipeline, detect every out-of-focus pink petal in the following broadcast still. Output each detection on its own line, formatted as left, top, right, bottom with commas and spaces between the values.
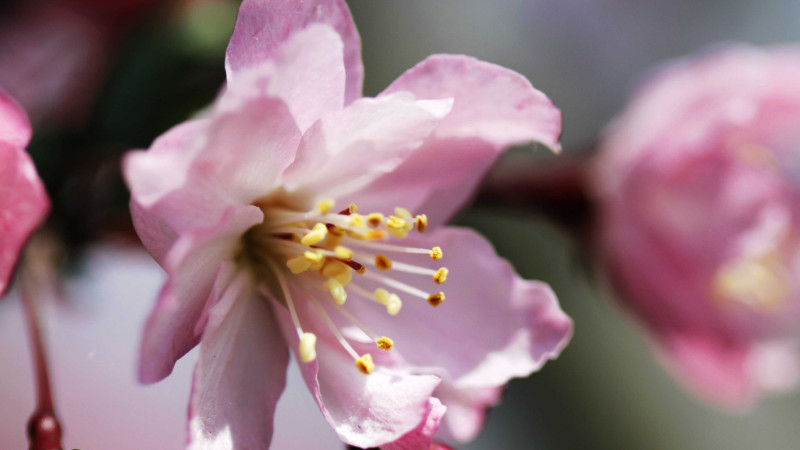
345, 227, 571, 440
0, 90, 48, 296
273, 300, 442, 449
125, 96, 301, 264
282, 93, 451, 202
0, 89, 31, 148
352, 55, 562, 225
657, 331, 754, 409
188, 274, 289, 449
138, 205, 263, 384
226, 0, 363, 104
224, 24, 345, 133
434, 385, 501, 443
381, 398, 446, 450
0, 3, 110, 125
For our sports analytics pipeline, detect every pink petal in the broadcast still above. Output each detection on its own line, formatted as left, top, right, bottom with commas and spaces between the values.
346, 227, 572, 440
381, 398, 446, 450
281, 92, 451, 201
0, 89, 32, 148
657, 331, 755, 409
0, 90, 48, 296
125, 96, 301, 264
225, 0, 363, 104
188, 274, 289, 449
224, 24, 345, 133
272, 299, 442, 449
351, 55, 562, 225
138, 205, 263, 384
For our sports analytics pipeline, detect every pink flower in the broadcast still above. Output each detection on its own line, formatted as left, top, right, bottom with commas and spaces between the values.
124, 0, 572, 447
0, 89, 49, 297
593, 46, 800, 409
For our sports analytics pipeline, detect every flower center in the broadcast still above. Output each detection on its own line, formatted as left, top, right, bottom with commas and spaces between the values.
712, 250, 786, 312
243, 199, 447, 374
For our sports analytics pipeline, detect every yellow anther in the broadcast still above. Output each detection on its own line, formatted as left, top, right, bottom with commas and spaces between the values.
365, 230, 386, 240
347, 214, 366, 228
376, 337, 394, 351
316, 198, 335, 214
334, 245, 353, 261
429, 247, 443, 260
329, 226, 345, 237
427, 292, 445, 307
325, 278, 347, 305
386, 294, 402, 315
387, 226, 409, 239
322, 260, 352, 286
348, 203, 358, 214
367, 213, 384, 228
394, 207, 412, 219
375, 254, 393, 271
374, 288, 402, 315
304, 250, 324, 263
334, 269, 352, 286
415, 214, 428, 232
374, 288, 390, 303
386, 216, 406, 229
433, 267, 448, 284
286, 255, 312, 274
356, 354, 375, 374
301, 223, 328, 246
356, 265, 367, 275
299, 332, 317, 363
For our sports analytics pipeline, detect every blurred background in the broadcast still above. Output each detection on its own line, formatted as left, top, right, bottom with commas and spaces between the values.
2, 0, 800, 448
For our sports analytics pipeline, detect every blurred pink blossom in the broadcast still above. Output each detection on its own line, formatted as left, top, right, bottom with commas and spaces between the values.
0, 0, 160, 125
124, 0, 572, 447
0, 89, 49, 296
593, 45, 800, 409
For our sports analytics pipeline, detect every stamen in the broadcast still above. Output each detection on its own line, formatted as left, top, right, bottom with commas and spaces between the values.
322, 260, 352, 286
347, 239, 437, 256
356, 354, 375, 374
357, 254, 437, 276
303, 289, 362, 361
377, 337, 394, 351
433, 267, 448, 284
316, 198, 335, 214
428, 292, 445, 307
347, 214, 366, 228
264, 261, 308, 358
367, 213, 384, 227
300, 223, 328, 245
286, 255, 312, 274
299, 332, 318, 362
415, 214, 428, 232
372, 287, 403, 315
394, 207, 412, 219
364, 271, 430, 300
334, 246, 353, 261
304, 250, 324, 263
324, 278, 348, 305
375, 254, 393, 271
430, 247, 443, 260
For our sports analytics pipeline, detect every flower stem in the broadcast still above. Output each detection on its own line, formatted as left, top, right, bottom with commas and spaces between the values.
20, 265, 63, 450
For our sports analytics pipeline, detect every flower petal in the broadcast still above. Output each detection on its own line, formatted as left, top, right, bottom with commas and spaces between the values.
0, 90, 47, 296
125, 96, 301, 264
226, 0, 362, 104
352, 55, 562, 225
138, 205, 263, 384
346, 227, 572, 440
224, 24, 345, 133
188, 273, 289, 450
281, 92, 451, 202
272, 298, 442, 449
380, 398, 446, 450
0, 88, 32, 148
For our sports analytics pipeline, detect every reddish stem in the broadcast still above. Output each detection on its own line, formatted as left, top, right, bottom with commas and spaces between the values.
20, 267, 63, 450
